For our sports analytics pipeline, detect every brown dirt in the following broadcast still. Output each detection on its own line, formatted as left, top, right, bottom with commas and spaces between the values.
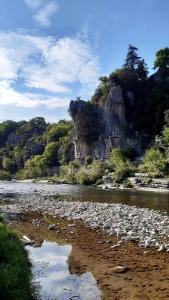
11, 213, 169, 300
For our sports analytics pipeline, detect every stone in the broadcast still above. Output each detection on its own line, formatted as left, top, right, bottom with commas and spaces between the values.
111, 266, 129, 274
48, 224, 56, 230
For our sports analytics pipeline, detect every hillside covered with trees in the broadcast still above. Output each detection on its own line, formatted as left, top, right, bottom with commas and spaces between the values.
1, 45, 169, 184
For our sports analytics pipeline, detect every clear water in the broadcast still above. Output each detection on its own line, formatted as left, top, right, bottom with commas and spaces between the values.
26, 241, 101, 300
0, 181, 169, 213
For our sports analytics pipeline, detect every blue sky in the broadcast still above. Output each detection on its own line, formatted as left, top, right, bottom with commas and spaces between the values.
0, 0, 169, 123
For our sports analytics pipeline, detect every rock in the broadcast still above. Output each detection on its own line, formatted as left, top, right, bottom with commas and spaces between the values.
21, 235, 34, 245
48, 224, 56, 230
157, 244, 166, 252
111, 266, 129, 274
69, 85, 141, 162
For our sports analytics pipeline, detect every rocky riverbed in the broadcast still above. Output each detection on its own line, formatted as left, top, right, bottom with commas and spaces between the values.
2, 193, 169, 252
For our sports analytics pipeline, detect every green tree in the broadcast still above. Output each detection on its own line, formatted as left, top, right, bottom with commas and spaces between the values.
2, 157, 16, 173
123, 44, 141, 70
137, 59, 148, 81
143, 147, 167, 176
45, 121, 72, 143
154, 47, 169, 70
44, 142, 59, 164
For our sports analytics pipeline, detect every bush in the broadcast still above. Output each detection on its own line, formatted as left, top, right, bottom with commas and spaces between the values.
76, 169, 89, 185
0, 170, 11, 180
112, 165, 133, 183
75, 160, 104, 185
143, 147, 167, 176
110, 148, 134, 183
44, 142, 59, 164
123, 179, 134, 188
2, 157, 16, 173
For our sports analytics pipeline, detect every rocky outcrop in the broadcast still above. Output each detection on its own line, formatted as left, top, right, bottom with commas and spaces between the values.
69, 85, 139, 162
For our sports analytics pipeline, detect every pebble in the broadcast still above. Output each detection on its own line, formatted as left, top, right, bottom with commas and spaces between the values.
2, 193, 169, 252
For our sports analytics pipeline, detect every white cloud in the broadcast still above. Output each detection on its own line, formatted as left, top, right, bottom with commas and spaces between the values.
34, 2, 58, 27
25, 0, 44, 10
25, 0, 58, 28
0, 81, 69, 109
0, 32, 100, 109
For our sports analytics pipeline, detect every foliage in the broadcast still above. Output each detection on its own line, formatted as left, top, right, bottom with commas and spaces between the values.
2, 157, 16, 173
76, 103, 101, 144
45, 120, 72, 143
143, 147, 167, 176
17, 155, 49, 179
123, 44, 141, 70
0, 121, 18, 147
0, 170, 11, 180
0, 224, 33, 300
110, 148, 134, 183
44, 142, 60, 164
75, 160, 104, 185
154, 47, 169, 70
137, 59, 148, 81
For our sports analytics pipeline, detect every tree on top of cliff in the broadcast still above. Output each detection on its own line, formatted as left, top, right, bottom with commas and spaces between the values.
123, 44, 141, 70
137, 59, 148, 81
154, 47, 169, 70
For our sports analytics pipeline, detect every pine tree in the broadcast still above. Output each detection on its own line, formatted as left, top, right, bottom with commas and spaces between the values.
137, 59, 148, 81
123, 44, 141, 70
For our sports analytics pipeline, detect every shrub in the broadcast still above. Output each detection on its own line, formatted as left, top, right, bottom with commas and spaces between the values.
112, 165, 133, 183
44, 142, 59, 164
2, 157, 16, 173
110, 148, 134, 183
0, 170, 11, 180
143, 147, 167, 176
76, 169, 89, 185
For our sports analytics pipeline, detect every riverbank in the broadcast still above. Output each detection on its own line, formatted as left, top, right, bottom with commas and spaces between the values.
2, 193, 169, 251
12, 212, 169, 300
1, 186, 169, 299
2, 178, 169, 195
0, 221, 33, 300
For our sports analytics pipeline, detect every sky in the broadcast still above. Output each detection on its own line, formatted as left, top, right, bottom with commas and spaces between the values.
0, 0, 169, 123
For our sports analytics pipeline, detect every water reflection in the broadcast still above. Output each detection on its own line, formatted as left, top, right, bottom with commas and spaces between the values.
26, 241, 101, 300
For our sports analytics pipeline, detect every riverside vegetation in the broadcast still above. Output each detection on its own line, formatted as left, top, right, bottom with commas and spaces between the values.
0, 46, 169, 185
0, 217, 33, 300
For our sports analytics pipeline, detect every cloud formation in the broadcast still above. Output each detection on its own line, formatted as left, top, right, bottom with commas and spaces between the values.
0, 32, 99, 109
25, 0, 44, 10
25, 0, 58, 28
34, 2, 58, 27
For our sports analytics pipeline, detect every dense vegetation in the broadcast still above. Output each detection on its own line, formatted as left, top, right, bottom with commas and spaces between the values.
0, 118, 72, 179
0, 45, 169, 183
0, 219, 33, 300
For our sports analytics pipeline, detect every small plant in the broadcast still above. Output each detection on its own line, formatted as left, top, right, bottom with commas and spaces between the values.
124, 180, 134, 188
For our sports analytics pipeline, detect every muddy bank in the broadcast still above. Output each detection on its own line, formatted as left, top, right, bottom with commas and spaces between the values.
12, 212, 169, 300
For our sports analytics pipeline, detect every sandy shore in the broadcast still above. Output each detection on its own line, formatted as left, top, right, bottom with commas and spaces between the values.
12, 212, 169, 300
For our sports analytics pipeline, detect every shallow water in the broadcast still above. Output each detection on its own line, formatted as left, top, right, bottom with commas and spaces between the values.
1, 181, 169, 213
26, 240, 101, 300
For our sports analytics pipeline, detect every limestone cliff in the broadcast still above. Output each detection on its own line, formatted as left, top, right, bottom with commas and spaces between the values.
69, 85, 139, 162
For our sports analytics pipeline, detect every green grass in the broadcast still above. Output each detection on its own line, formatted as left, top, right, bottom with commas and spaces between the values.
0, 222, 34, 300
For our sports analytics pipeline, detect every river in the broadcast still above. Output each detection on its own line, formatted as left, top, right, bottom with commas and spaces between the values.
1, 181, 169, 300
1, 181, 169, 213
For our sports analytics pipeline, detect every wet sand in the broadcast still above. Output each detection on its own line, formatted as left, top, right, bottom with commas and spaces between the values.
12, 213, 169, 300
